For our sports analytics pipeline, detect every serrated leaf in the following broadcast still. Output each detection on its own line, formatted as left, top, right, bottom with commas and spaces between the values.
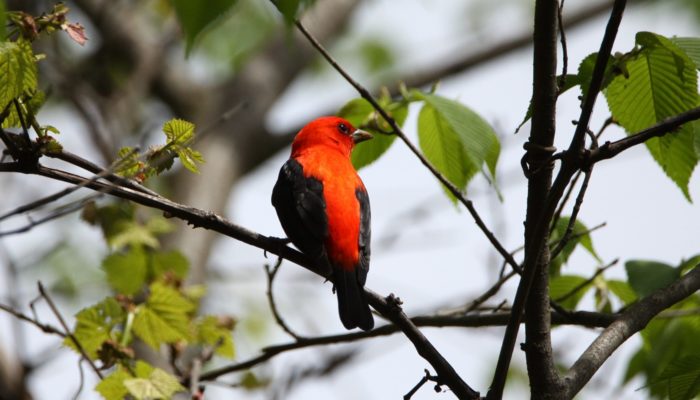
0, 39, 37, 112
422, 94, 500, 179
671, 37, 700, 69
162, 118, 195, 145
175, 147, 204, 173
171, 0, 238, 55
655, 355, 700, 400
114, 147, 142, 178
337, 97, 407, 169
550, 274, 589, 310
95, 367, 131, 400
102, 246, 148, 295
605, 32, 699, 200
626, 260, 680, 298
607, 279, 638, 305
132, 283, 194, 348
151, 250, 189, 280
418, 102, 475, 202
196, 316, 235, 358
65, 297, 125, 359
124, 368, 185, 400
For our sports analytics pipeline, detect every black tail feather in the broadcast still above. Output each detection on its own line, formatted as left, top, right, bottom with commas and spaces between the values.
333, 267, 374, 331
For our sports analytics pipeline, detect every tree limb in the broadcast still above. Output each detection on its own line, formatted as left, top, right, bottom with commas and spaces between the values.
563, 265, 700, 398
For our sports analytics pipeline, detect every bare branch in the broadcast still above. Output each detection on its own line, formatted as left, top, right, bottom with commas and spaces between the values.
265, 258, 306, 340
199, 307, 615, 382
588, 106, 700, 164
37, 282, 104, 379
563, 265, 700, 397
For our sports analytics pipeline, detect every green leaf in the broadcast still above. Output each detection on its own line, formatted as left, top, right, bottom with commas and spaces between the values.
656, 355, 700, 400
417, 94, 500, 201
605, 32, 699, 200
0, 39, 38, 112
422, 94, 500, 179
550, 274, 589, 310
671, 37, 700, 69
132, 282, 194, 348
151, 250, 189, 280
175, 147, 204, 173
65, 297, 125, 359
607, 279, 637, 305
418, 102, 474, 202
678, 254, 700, 274
196, 315, 235, 358
124, 367, 185, 400
337, 97, 407, 169
96, 367, 131, 400
102, 246, 148, 295
170, 0, 238, 55
162, 118, 195, 146
626, 260, 680, 298
114, 147, 142, 179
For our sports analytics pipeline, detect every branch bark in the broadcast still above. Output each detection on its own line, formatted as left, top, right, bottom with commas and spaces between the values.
563, 265, 700, 398
488, 0, 560, 397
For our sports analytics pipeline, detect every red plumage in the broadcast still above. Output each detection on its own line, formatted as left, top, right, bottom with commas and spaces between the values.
272, 116, 374, 331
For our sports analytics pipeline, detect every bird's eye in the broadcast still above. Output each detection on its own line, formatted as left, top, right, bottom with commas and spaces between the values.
337, 123, 350, 135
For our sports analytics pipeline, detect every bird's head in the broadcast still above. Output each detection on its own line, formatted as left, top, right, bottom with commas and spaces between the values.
291, 116, 373, 158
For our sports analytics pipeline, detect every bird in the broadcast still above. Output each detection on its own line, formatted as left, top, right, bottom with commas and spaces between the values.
272, 116, 375, 331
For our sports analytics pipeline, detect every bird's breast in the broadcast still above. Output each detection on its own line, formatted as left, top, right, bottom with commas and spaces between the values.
296, 150, 364, 270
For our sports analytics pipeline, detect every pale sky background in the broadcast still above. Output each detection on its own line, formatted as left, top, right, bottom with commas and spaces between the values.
0, 0, 699, 399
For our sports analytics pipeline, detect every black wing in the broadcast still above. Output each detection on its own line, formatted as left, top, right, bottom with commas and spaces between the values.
271, 159, 329, 270
355, 188, 371, 286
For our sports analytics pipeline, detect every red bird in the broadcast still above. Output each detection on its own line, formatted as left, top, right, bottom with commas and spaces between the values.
272, 116, 374, 331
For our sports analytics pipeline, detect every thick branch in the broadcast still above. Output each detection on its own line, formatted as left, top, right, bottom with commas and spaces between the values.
489, 0, 560, 397
563, 265, 700, 397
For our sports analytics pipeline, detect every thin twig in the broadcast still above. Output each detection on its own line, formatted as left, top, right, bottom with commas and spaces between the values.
294, 20, 521, 277
588, 106, 700, 165
265, 257, 305, 340
0, 195, 97, 237
404, 369, 441, 400
557, 0, 569, 92
199, 307, 615, 382
554, 259, 618, 303
0, 301, 66, 337
550, 169, 593, 259
37, 281, 104, 379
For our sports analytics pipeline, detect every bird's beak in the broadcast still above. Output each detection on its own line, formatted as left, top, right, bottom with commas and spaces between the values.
352, 129, 373, 144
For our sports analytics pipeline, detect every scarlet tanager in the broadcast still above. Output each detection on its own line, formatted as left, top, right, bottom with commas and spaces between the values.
272, 116, 374, 331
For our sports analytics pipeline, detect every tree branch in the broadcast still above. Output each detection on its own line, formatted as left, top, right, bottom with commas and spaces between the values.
489, 0, 561, 396
199, 308, 616, 382
1, 153, 479, 397
588, 106, 700, 165
563, 265, 700, 397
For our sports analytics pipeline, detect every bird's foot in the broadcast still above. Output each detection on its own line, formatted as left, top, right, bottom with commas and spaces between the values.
268, 236, 292, 246
385, 293, 403, 311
